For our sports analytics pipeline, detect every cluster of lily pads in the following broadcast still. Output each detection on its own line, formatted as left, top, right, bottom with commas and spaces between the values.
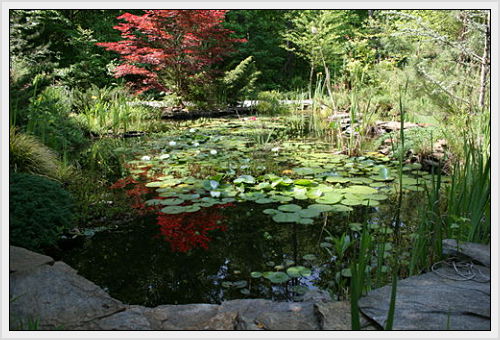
119, 118, 449, 226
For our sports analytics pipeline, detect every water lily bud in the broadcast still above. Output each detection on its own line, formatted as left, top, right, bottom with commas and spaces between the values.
169, 141, 176, 146
159, 154, 170, 160
210, 149, 217, 155
141, 156, 151, 161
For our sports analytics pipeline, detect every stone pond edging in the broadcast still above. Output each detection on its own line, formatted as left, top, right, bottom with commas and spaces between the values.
9, 246, 375, 331
9, 240, 490, 331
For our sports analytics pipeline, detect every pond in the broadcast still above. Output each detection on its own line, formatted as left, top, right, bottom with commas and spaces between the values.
58, 116, 442, 307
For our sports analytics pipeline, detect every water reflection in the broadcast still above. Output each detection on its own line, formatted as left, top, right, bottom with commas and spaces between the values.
157, 204, 232, 252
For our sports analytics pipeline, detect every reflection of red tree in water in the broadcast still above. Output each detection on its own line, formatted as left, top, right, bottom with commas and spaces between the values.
111, 172, 233, 253
157, 204, 232, 253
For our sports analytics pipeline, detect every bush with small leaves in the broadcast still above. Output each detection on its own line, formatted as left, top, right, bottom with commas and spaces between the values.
10, 173, 75, 252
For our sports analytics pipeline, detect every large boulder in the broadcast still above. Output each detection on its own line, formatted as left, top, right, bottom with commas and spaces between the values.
10, 260, 125, 330
10, 246, 54, 273
358, 264, 490, 330
442, 239, 490, 267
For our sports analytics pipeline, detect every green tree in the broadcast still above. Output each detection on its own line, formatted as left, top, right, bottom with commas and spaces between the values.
224, 10, 309, 91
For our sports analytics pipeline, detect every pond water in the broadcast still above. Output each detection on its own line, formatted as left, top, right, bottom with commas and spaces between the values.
58, 116, 439, 307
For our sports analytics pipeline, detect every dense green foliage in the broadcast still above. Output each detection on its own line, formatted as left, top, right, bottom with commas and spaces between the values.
10, 173, 75, 251
9, 127, 61, 179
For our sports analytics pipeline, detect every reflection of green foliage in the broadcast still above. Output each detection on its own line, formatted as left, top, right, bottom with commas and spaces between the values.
10, 173, 75, 252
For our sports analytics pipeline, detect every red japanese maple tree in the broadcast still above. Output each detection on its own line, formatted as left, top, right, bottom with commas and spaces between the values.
97, 10, 243, 100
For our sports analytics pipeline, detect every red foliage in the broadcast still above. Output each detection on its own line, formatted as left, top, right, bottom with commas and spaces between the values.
157, 203, 233, 252
96, 10, 245, 96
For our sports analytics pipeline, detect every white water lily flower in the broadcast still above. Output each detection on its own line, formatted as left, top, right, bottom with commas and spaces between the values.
193, 142, 200, 147
189, 128, 196, 133
141, 156, 151, 161
210, 149, 217, 155
169, 141, 177, 146
159, 154, 170, 160
271, 147, 280, 152
210, 191, 221, 198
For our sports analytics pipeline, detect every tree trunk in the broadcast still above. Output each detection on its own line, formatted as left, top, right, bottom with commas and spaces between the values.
478, 11, 490, 111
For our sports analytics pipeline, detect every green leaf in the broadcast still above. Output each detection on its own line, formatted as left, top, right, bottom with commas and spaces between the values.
161, 198, 185, 206
286, 266, 312, 278
251, 271, 263, 278
272, 212, 301, 223
277, 204, 302, 212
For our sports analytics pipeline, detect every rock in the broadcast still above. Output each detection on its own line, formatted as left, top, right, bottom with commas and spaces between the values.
358, 265, 490, 330
255, 311, 318, 330
314, 301, 351, 330
221, 299, 319, 330
145, 304, 237, 330
314, 301, 374, 330
10, 261, 124, 330
9, 246, 54, 273
75, 306, 152, 330
442, 239, 490, 267
296, 289, 332, 303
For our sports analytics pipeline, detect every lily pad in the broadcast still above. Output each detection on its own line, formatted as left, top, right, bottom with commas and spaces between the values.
265, 272, 290, 284
341, 198, 365, 206
160, 205, 188, 214
145, 199, 164, 206
302, 254, 317, 261
307, 204, 334, 212
263, 208, 280, 215
325, 176, 350, 183
343, 185, 378, 195
294, 179, 317, 186
183, 205, 201, 212
286, 266, 312, 278
255, 198, 275, 204
272, 212, 300, 223
298, 208, 322, 218
277, 204, 302, 212
292, 167, 315, 175
329, 204, 354, 212
315, 191, 343, 204
298, 218, 314, 225
233, 280, 248, 288
251, 272, 263, 278
270, 195, 294, 202
161, 198, 185, 206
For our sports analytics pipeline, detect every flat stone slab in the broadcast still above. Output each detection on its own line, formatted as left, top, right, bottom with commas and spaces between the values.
74, 306, 152, 330
359, 265, 490, 330
442, 239, 490, 267
10, 261, 125, 330
10, 246, 54, 273
220, 299, 319, 330
145, 303, 238, 330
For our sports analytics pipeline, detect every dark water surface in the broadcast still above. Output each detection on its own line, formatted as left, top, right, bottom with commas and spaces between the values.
58, 197, 418, 307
